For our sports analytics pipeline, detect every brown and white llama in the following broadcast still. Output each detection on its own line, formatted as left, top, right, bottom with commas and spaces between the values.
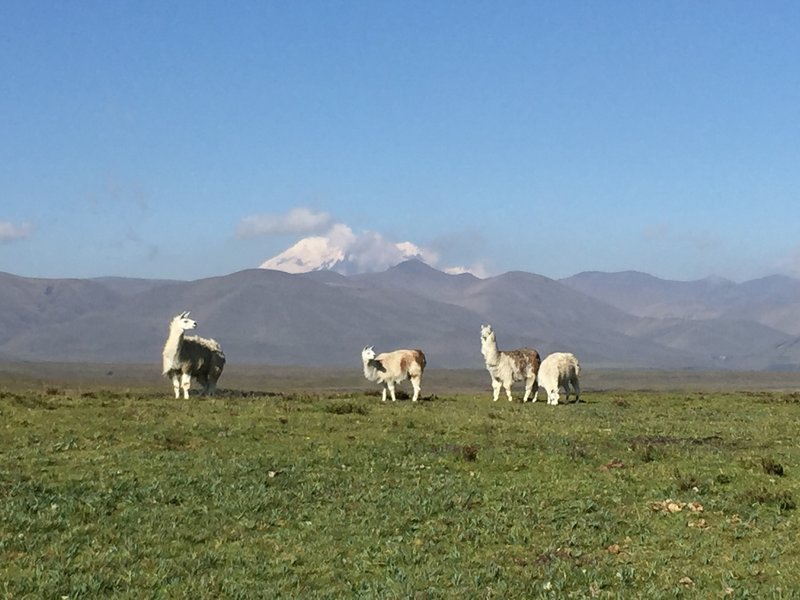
480, 324, 541, 402
361, 345, 426, 402
162, 311, 226, 399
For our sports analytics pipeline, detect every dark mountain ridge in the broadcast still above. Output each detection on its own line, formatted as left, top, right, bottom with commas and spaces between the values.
1, 262, 799, 370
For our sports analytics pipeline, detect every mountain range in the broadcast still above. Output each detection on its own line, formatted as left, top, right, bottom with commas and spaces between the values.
1, 261, 799, 370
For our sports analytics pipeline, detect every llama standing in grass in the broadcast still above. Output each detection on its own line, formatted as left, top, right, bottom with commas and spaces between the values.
480, 324, 541, 402
361, 346, 426, 402
162, 311, 226, 399
537, 352, 581, 405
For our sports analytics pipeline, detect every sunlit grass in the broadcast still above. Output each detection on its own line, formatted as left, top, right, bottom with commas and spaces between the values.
2, 386, 799, 598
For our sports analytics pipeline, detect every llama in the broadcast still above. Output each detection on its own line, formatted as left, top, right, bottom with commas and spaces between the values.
480, 324, 541, 402
537, 352, 581, 405
361, 346, 426, 402
162, 311, 226, 399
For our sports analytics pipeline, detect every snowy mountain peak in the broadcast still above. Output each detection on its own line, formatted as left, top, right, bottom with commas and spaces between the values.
259, 235, 348, 274
259, 225, 428, 275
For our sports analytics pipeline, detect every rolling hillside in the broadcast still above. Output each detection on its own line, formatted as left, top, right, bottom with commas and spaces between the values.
1, 263, 799, 370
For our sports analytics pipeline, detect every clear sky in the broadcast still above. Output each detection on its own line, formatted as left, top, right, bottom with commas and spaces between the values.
2, 1, 799, 282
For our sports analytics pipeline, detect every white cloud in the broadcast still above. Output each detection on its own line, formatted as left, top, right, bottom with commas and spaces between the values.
326, 223, 358, 248
445, 262, 490, 278
0, 220, 32, 242
236, 207, 333, 238
346, 231, 438, 273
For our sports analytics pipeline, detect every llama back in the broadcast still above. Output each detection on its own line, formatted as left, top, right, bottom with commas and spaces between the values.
502, 347, 541, 379
540, 352, 579, 382
379, 348, 426, 378
184, 335, 224, 354
181, 335, 226, 376
521, 347, 541, 375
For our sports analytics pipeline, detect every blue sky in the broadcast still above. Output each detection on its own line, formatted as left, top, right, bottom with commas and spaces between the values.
2, 1, 799, 281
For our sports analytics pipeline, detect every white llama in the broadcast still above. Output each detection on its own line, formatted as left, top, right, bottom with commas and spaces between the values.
162, 311, 226, 399
537, 352, 581, 405
361, 346, 426, 402
480, 324, 541, 402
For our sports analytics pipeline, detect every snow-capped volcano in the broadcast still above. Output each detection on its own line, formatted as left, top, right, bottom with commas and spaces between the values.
259, 224, 432, 275
260, 235, 350, 274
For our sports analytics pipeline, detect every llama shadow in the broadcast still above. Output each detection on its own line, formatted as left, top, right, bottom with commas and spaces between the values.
190, 388, 284, 399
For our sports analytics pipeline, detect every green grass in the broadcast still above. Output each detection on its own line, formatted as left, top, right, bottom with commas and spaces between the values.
2, 384, 800, 598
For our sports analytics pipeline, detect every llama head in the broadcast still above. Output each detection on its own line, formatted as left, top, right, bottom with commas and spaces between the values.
362, 346, 376, 362
171, 311, 197, 332
361, 346, 386, 373
480, 324, 494, 342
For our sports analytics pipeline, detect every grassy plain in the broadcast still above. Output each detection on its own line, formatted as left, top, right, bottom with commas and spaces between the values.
2, 364, 800, 598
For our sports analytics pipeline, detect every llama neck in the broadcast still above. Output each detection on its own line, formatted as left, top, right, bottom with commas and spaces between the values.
162, 326, 185, 374
362, 358, 377, 381
482, 338, 500, 366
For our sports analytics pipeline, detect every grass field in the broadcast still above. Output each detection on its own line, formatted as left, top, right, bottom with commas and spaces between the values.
2, 365, 800, 598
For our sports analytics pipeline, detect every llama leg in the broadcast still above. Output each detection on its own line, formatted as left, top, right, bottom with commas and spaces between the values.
381, 386, 388, 402
504, 379, 514, 402
180, 373, 192, 399
573, 378, 581, 403
411, 377, 421, 402
491, 378, 502, 402
523, 378, 534, 402
172, 374, 181, 399
387, 381, 397, 402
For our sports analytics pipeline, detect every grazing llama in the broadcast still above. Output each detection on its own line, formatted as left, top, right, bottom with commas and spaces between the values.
537, 352, 581, 405
480, 324, 541, 402
361, 346, 426, 402
162, 311, 226, 399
